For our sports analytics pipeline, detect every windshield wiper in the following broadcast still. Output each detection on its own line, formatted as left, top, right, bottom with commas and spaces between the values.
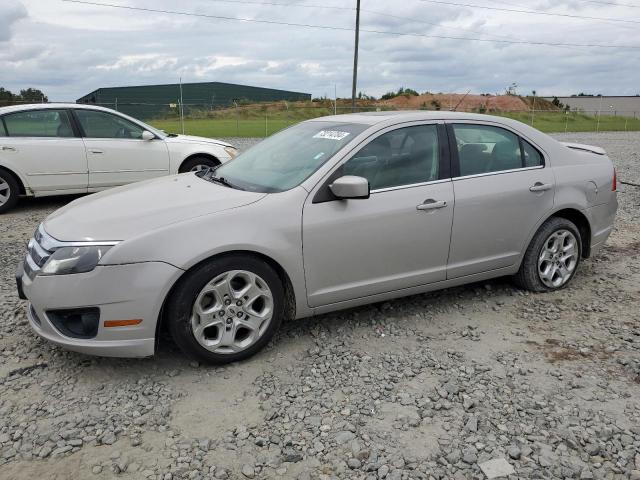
196, 168, 241, 190
210, 175, 236, 189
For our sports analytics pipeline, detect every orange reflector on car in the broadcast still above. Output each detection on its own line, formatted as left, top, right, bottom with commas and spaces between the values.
103, 319, 142, 328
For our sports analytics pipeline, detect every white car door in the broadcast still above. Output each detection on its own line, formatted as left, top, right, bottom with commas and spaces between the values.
73, 109, 170, 190
0, 109, 87, 194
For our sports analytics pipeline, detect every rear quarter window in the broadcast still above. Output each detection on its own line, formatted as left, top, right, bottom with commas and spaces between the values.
522, 139, 544, 167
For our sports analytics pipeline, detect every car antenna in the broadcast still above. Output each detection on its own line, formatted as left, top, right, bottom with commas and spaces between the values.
452, 90, 471, 112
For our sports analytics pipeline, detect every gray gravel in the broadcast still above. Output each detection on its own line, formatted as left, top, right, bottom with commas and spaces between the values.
0, 132, 639, 479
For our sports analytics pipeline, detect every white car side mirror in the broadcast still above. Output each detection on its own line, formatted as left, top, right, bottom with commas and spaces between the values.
141, 130, 155, 141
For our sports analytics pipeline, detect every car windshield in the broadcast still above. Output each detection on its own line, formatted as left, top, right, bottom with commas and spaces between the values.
212, 121, 368, 193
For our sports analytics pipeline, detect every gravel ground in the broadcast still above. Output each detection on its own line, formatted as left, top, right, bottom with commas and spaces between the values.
0, 132, 639, 480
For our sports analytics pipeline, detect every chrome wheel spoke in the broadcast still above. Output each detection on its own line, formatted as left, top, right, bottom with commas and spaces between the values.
218, 324, 241, 352
192, 317, 223, 340
539, 263, 556, 283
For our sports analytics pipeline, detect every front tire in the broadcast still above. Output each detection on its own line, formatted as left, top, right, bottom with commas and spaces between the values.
179, 156, 219, 173
166, 255, 285, 364
0, 170, 19, 214
514, 217, 582, 292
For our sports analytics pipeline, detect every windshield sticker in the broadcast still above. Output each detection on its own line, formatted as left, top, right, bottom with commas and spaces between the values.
313, 130, 351, 141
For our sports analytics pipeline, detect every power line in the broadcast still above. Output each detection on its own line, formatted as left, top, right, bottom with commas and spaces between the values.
200, 0, 549, 44
61, 0, 640, 48
416, 0, 640, 24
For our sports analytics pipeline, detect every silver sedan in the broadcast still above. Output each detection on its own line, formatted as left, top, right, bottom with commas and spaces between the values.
17, 111, 618, 363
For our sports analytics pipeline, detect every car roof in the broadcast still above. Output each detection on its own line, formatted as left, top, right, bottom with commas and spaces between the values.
308, 110, 518, 126
308, 110, 555, 146
0, 103, 120, 115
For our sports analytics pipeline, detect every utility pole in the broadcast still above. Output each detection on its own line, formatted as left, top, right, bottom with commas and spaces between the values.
179, 76, 185, 135
530, 90, 536, 126
351, 0, 360, 113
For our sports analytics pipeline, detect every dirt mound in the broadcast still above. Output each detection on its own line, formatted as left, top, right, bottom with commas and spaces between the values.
382, 93, 530, 112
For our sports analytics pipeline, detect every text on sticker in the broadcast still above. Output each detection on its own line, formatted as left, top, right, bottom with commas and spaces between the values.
313, 130, 351, 140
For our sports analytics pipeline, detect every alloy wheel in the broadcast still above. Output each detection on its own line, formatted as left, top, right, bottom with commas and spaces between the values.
190, 164, 209, 173
537, 229, 579, 288
0, 178, 10, 206
190, 270, 274, 354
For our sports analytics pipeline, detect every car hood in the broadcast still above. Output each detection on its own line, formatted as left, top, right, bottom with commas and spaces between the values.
165, 134, 233, 148
44, 174, 266, 242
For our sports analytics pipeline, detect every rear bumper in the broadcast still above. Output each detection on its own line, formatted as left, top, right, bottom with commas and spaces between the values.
20, 261, 182, 358
587, 196, 617, 256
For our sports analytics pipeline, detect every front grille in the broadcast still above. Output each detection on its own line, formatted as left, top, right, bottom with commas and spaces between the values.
25, 225, 54, 278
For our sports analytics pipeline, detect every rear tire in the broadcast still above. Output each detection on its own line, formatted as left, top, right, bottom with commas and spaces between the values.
0, 170, 19, 214
514, 217, 582, 292
166, 255, 285, 364
179, 156, 219, 173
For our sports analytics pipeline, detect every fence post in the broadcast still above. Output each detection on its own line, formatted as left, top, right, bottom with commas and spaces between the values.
234, 101, 239, 137
265, 113, 268, 138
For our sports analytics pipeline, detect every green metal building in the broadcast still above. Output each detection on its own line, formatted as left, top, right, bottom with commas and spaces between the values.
76, 81, 311, 120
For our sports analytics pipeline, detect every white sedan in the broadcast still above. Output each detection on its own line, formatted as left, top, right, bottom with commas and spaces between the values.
0, 103, 238, 212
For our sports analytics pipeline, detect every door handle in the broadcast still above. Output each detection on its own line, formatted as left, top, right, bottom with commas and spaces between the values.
416, 199, 447, 211
529, 182, 552, 192
0, 146, 16, 152
89, 149, 104, 154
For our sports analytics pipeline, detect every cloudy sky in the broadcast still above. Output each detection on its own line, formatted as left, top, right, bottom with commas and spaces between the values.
1, 0, 639, 101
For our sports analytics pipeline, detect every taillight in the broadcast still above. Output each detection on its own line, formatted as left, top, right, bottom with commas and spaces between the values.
612, 168, 617, 191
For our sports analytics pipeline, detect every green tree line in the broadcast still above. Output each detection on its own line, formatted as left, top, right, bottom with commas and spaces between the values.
0, 87, 49, 105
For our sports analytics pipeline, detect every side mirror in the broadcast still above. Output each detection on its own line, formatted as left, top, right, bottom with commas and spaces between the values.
329, 175, 370, 200
141, 130, 155, 141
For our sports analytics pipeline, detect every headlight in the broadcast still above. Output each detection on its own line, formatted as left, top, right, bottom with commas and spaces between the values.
41, 245, 113, 275
224, 146, 239, 159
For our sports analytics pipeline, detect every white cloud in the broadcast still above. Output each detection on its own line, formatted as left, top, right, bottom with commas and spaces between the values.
1, 0, 639, 100
95, 54, 179, 72
0, 0, 27, 42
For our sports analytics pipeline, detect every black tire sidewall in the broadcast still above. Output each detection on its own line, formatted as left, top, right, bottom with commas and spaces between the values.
167, 255, 285, 364
520, 217, 582, 292
0, 170, 19, 213
179, 157, 219, 173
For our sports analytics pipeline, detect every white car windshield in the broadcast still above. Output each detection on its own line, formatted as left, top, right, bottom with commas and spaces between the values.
211, 121, 368, 193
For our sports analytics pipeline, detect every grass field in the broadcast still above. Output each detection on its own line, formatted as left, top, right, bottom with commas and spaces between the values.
150, 109, 640, 138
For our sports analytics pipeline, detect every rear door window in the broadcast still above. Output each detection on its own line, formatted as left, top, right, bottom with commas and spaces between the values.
452, 124, 522, 176
3, 110, 75, 138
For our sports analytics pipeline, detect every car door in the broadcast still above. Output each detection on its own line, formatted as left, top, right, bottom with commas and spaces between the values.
73, 109, 170, 189
446, 122, 555, 278
302, 123, 454, 308
0, 109, 87, 193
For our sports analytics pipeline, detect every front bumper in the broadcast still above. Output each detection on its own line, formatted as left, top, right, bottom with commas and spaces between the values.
19, 261, 183, 358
